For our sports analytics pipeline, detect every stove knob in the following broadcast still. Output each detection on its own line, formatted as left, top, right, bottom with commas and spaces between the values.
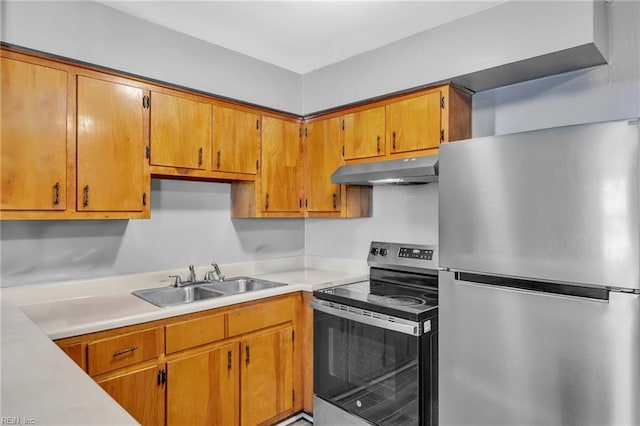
370, 247, 379, 256
380, 248, 388, 256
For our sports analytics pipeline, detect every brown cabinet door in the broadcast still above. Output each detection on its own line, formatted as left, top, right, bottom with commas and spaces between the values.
240, 326, 294, 426
96, 364, 164, 426
77, 76, 145, 212
150, 91, 211, 170
261, 117, 302, 213
1, 58, 68, 210
167, 343, 239, 426
342, 106, 385, 160
305, 118, 341, 212
386, 92, 442, 154
213, 106, 259, 174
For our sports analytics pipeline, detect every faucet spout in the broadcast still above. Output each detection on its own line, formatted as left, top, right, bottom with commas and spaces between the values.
211, 263, 225, 282
188, 265, 196, 283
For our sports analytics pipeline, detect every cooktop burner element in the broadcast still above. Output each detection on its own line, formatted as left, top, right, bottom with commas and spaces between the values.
314, 241, 439, 321
384, 295, 426, 306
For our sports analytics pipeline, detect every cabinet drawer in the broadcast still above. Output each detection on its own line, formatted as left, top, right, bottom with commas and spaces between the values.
87, 327, 162, 376
228, 297, 293, 337
165, 314, 225, 354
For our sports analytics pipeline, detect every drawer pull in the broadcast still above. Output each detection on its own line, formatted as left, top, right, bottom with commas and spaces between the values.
112, 345, 138, 358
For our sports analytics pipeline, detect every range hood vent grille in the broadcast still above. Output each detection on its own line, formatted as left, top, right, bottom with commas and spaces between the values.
331, 156, 438, 186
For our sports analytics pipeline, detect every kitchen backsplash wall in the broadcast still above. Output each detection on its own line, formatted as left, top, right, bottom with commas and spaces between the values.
0, 180, 305, 287
305, 184, 439, 260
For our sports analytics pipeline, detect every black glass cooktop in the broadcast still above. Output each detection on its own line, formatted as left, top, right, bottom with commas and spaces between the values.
314, 269, 438, 321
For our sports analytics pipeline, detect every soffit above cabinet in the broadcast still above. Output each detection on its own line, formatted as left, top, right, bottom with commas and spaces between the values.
301, 0, 609, 115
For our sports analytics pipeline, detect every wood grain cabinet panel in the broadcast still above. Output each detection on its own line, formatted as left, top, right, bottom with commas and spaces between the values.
165, 314, 225, 354
150, 91, 211, 170
166, 343, 239, 426
260, 116, 302, 214
96, 364, 164, 426
240, 326, 294, 426
77, 76, 147, 212
213, 106, 260, 174
0, 57, 68, 211
342, 106, 386, 161
227, 296, 294, 337
386, 91, 442, 154
87, 327, 162, 376
304, 118, 341, 213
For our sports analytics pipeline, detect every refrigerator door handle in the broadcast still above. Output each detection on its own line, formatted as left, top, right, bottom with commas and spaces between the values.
454, 272, 610, 301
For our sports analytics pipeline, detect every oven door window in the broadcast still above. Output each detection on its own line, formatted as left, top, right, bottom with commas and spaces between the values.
314, 310, 419, 426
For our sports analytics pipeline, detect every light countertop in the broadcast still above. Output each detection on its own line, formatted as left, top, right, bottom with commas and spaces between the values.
0, 256, 367, 425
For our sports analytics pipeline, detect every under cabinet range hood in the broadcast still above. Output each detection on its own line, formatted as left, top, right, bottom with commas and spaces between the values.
331, 156, 438, 185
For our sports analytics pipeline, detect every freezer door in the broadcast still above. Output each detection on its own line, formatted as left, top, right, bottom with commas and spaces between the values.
439, 270, 640, 426
439, 118, 640, 290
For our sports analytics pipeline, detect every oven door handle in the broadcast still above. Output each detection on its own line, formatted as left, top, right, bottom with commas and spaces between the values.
310, 299, 425, 336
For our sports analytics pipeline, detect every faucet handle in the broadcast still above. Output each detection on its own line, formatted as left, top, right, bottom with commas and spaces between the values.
203, 270, 215, 282
169, 275, 182, 287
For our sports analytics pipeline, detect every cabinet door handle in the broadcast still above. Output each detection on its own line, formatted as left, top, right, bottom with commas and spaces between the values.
53, 182, 60, 205
376, 135, 380, 153
265, 194, 269, 209
113, 345, 138, 358
227, 350, 232, 371
333, 193, 337, 209
392, 131, 396, 150
83, 185, 90, 207
198, 147, 203, 166
216, 150, 221, 168
245, 346, 250, 365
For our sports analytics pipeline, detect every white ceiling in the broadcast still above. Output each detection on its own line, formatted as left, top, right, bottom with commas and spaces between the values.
98, 1, 505, 74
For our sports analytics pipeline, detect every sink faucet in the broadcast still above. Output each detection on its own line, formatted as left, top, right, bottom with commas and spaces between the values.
211, 263, 225, 282
188, 265, 197, 283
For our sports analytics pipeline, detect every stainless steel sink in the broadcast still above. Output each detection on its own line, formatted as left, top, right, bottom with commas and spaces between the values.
133, 285, 225, 307
132, 276, 286, 307
203, 277, 286, 294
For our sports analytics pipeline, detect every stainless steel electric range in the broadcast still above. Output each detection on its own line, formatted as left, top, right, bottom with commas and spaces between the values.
311, 241, 439, 426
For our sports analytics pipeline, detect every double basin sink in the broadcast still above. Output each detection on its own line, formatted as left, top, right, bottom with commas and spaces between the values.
132, 277, 286, 308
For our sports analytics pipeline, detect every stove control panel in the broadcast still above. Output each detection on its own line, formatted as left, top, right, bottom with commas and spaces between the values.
368, 241, 438, 272
398, 247, 433, 260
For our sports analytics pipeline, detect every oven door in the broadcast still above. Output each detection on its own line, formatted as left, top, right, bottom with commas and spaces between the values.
311, 300, 422, 426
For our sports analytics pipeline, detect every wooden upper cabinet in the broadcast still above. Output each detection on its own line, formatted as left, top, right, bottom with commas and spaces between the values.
1, 57, 68, 211
150, 91, 211, 170
304, 118, 341, 213
77, 76, 147, 212
261, 116, 302, 213
342, 106, 385, 161
240, 326, 294, 426
213, 106, 259, 174
386, 91, 442, 154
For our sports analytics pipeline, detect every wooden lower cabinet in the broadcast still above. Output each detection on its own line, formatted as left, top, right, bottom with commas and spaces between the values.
167, 342, 239, 426
241, 326, 294, 426
55, 294, 305, 426
96, 364, 165, 426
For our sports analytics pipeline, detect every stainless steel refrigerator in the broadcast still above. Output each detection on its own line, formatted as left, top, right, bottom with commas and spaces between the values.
438, 118, 640, 426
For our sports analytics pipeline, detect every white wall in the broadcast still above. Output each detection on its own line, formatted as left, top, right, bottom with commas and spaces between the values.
305, 185, 439, 261
2, 1, 638, 284
0, 1, 302, 113
304, 0, 639, 260
473, 0, 640, 136
301, 0, 607, 115
0, 180, 304, 287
